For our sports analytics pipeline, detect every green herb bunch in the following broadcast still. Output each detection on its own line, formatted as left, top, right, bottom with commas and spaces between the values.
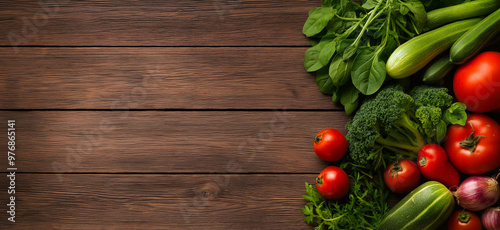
303, 0, 427, 115
302, 162, 390, 230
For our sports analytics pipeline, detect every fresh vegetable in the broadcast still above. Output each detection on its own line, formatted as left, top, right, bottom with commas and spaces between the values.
315, 166, 350, 200
417, 143, 460, 189
450, 8, 500, 64
386, 18, 481, 79
345, 84, 467, 169
447, 210, 482, 230
445, 114, 500, 175
424, 0, 500, 31
313, 128, 348, 162
302, 163, 389, 229
378, 181, 455, 230
303, 0, 427, 114
383, 159, 421, 194
453, 51, 500, 113
454, 176, 500, 211
422, 51, 455, 83
482, 207, 500, 230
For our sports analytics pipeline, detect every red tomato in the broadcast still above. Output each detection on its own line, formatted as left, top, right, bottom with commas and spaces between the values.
453, 51, 500, 113
447, 210, 482, 230
313, 128, 348, 162
445, 114, 500, 175
383, 159, 421, 193
315, 166, 350, 200
418, 144, 460, 189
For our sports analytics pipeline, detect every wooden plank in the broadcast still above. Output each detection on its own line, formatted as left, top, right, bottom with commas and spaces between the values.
0, 174, 314, 229
0, 47, 339, 110
0, 111, 347, 173
0, 0, 317, 47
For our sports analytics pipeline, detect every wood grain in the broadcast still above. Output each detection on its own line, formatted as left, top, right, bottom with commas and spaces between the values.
0, 0, 316, 47
0, 173, 314, 229
0, 111, 348, 173
0, 47, 339, 110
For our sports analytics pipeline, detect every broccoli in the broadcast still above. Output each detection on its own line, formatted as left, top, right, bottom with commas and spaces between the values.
345, 84, 466, 169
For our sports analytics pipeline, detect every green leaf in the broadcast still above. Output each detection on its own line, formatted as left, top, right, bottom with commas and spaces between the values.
304, 45, 324, 72
436, 120, 447, 143
362, 0, 379, 10
329, 54, 351, 87
319, 39, 337, 66
443, 102, 467, 126
401, 0, 427, 32
342, 44, 357, 60
303, 8, 337, 37
316, 67, 335, 94
340, 83, 360, 115
351, 48, 386, 95
321, 0, 334, 7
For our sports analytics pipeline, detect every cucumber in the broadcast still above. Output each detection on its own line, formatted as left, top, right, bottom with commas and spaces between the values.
386, 18, 481, 79
425, 0, 500, 31
378, 181, 455, 230
422, 52, 455, 83
450, 8, 500, 64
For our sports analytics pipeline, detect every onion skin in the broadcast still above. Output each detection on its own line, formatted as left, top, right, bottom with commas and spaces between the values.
454, 176, 500, 211
482, 207, 500, 230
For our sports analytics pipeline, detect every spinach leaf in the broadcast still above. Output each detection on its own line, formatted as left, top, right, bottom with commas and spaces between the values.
303, 8, 337, 37
401, 0, 427, 32
329, 54, 351, 87
443, 102, 468, 126
319, 38, 336, 66
340, 82, 360, 116
351, 48, 386, 95
316, 67, 335, 94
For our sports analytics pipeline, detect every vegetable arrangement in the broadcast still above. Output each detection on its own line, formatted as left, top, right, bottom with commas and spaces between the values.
301, 0, 500, 229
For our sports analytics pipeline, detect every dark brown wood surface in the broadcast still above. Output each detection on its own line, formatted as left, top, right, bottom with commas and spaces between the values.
0, 0, 340, 229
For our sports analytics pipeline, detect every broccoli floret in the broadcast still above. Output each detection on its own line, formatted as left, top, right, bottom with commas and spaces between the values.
345, 84, 466, 169
409, 85, 453, 109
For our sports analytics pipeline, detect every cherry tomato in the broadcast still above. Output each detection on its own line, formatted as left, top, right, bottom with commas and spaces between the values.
315, 166, 350, 200
383, 159, 421, 194
447, 210, 482, 230
313, 128, 348, 162
445, 114, 500, 175
454, 51, 500, 113
418, 144, 460, 189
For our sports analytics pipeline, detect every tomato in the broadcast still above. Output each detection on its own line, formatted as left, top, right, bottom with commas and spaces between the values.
453, 51, 500, 113
313, 128, 348, 162
315, 166, 350, 200
445, 114, 500, 175
383, 159, 421, 194
418, 144, 460, 189
447, 210, 482, 230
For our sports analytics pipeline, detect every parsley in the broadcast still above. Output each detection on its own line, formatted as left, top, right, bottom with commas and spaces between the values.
301, 162, 389, 230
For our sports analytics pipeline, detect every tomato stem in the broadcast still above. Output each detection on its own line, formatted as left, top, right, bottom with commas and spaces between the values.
459, 123, 484, 153
418, 156, 428, 167
458, 211, 471, 223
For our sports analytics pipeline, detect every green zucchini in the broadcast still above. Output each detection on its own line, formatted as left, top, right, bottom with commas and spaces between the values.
422, 52, 455, 83
386, 18, 481, 79
378, 181, 455, 230
425, 0, 500, 31
450, 8, 500, 64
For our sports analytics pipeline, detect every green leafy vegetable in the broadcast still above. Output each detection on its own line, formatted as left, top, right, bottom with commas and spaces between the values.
302, 0, 427, 114
345, 84, 467, 169
302, 162, 389, 230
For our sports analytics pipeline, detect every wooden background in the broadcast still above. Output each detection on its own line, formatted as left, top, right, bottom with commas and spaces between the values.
0, 0, 349, 229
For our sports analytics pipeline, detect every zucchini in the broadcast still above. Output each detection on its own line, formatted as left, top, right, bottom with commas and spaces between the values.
422, 52, 455, 83
378, 181, 455, 230
450, 8, 500, 64
425, 0, 500, 31
386, 18, 481, 79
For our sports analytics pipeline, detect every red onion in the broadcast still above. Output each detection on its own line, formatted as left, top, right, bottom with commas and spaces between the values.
454, 176, 500, 211
482, 207, 500, 230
